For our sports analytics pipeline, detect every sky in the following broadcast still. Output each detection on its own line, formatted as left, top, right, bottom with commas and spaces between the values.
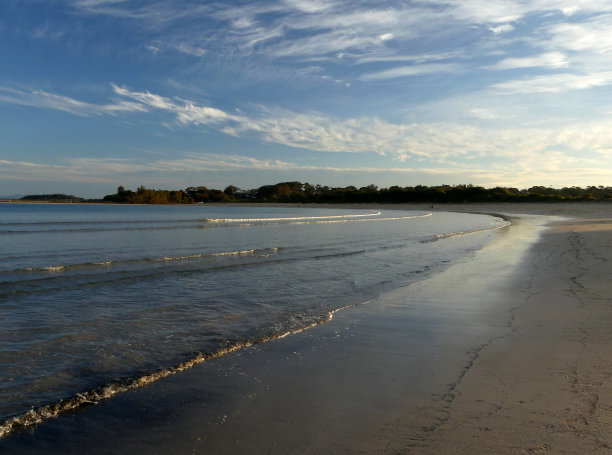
2, 0, 612, 197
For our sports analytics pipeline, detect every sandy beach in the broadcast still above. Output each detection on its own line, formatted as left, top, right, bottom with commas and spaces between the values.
2, 203, 612, 454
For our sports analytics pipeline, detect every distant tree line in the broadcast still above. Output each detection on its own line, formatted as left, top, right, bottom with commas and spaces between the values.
19, 194, 83, 202
97, 182, 612, 204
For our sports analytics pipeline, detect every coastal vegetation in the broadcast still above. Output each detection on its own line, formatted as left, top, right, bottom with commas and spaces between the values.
17, 182, 612, 204
101, 182, 612, 203
19, 194, 84, 202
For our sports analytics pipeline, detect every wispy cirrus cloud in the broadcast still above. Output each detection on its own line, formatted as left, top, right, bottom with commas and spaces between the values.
4, 150, 612, 191
110, 84, 238, 124
62, 1, 439, 61
74, 0, 126, 7
57, 0, 612, 99
489, 24, 514, 35
353, 50, 465, 65
103, 85, 612, 161
172, 42, 206, 57
62, 0, 612, 61
282, 0, 334, 14
11, 0, 612, 199
1, 154, 432, 185
359, 63, 461, 81
486, 52, 568, 70
492, 72, 612, 94
433, 0, 612, 23
0, 86, 147, 116
0, 154, 311, 184
71, 0, 212, 25
543, 14, 612, 54
0, 159, 131, 183
6, 83, 612, 164
468, 108, 504, 120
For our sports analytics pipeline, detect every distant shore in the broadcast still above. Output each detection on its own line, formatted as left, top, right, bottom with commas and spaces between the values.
2, 203, 612, 453
7, 181, 612, 206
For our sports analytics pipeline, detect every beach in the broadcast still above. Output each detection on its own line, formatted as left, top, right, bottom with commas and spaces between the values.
2, 203, 612, 454
420, 207, 612, 454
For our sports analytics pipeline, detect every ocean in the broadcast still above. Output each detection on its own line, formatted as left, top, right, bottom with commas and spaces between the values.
0, 203, 508, 438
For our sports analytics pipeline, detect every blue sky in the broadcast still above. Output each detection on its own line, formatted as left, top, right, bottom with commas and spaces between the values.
2, 0, 612, 197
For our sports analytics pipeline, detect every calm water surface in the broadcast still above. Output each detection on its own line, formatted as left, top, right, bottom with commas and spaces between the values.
0, 203, 508, 436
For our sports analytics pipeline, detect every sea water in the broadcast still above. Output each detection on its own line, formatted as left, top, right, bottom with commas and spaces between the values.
0, 203, 508, 436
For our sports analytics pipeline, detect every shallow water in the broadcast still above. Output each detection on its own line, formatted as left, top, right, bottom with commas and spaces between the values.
0, 203, 508, 435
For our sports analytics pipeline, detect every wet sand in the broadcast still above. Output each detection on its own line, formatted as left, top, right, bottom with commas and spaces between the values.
2, 203, 612, 454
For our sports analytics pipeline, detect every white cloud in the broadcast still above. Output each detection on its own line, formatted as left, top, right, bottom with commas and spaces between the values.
289, 8, 402, 31
5, 148, 612, 191
355, 50, 465, 65
110, 84, 176, 110
155, 153, 316, 171
469, 108, 503, 119
0, 154, 403, 186
268, 30, 387, 58
493, 72, 612, 94
173, 43, 206, 56
222, 110, 561, 162
555, 123, 612, 155
65, 0, 612, 65
13, 0, 612, 193
0, 159, 130, 183
232, 16, 253, 28
145, 44, 161, 54
545, 16, 612, 53
562, 6, 580, 16
434, 1, 524, 23
0, 86, 147, 116
101, 85, 538, 160
71, 0, 213, 25
489, 24, 514, 35
73, 0, 127, 9
7, 83, 612, 177
487, 52, 568, 70
433, 1, 612, 25
70, 1, 425, 60
282, 0, 334, 13
359, 63, 461, 81
144, 40, 207, 58
110, 84, 238, 125
0, 155, 303, 184
28, 22, 66, 41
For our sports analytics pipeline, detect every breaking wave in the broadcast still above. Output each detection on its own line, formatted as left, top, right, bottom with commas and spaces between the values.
0, 298, 375, 440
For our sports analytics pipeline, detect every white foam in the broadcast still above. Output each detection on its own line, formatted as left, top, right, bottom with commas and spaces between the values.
205, 211, 381, 223
434, 220, 511, 240
41, 265, 67, 272
206, 212, 432, 227
0, 296, 378, 440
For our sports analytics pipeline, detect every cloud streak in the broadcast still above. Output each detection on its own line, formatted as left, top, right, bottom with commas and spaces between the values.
104, 85, 612, 164
0, 86, 146, 116
4, 151, 612, 192
487, 52, 568, 70
359, 63, 461, 81
57, 0, 612, 98
5, 83, 612, 164
493, 72, 612, 94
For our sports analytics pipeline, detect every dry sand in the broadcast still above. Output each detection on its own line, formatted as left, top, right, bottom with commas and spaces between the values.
2, 203, 612, 454
418, 206, 612, 454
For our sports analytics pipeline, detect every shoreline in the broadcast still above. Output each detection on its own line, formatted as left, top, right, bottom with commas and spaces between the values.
2, 203, 612, 453
2, 199, 612, 211
418, 214, 612, 454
